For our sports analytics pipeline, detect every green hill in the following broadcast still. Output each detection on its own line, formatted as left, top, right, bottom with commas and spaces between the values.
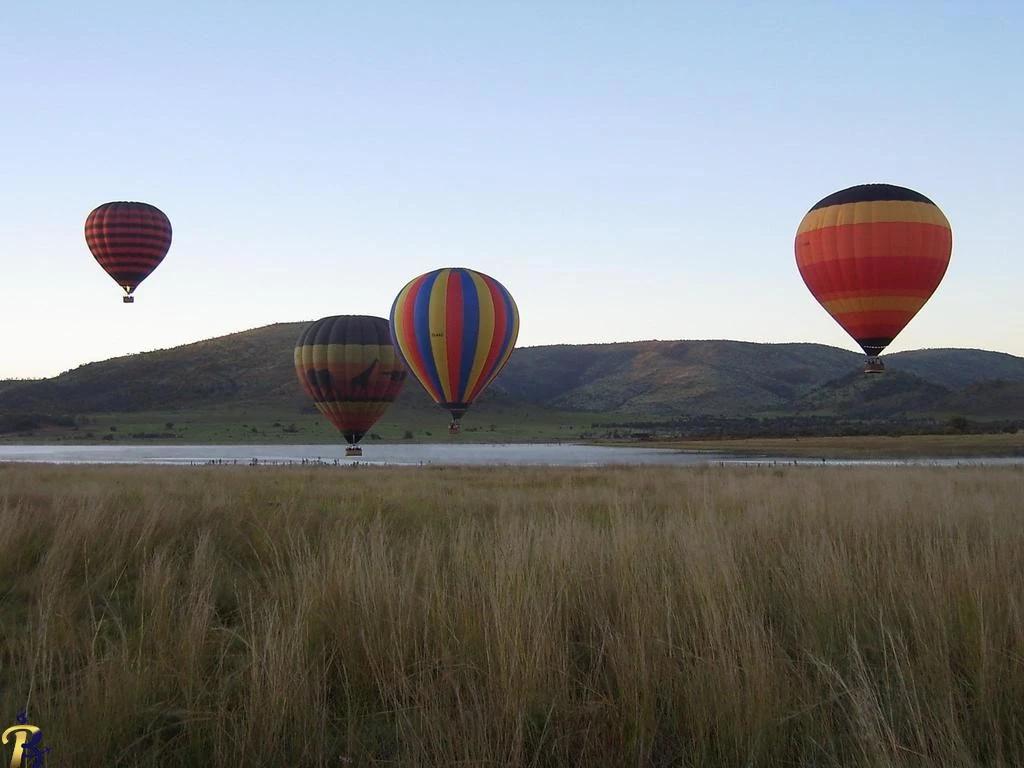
0, 323, 310, 413
888, 349, 1024, 390
498, 341, 860, 417
1, 323, 1022, 441
939, 380, 1024, 420
792, 370, 952, 419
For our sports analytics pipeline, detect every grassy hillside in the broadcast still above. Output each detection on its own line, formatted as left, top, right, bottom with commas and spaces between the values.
2, 323, 1023, 441
793, 370, 952, 418
891, 348, 1024, 389
941, 380, 1024, 420
500, 341, 861, 416
0, 323, 310, 413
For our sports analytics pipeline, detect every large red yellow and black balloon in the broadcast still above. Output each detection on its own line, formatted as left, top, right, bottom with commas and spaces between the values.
795, 183, 952, 359
294, 315, 406, 445
85, 201, 172, 302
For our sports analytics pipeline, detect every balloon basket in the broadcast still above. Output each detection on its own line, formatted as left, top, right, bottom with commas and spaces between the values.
448, 422, 461, 435
345, 446, 363, 457
864, 358, 885, 374
123, 295, 135, 304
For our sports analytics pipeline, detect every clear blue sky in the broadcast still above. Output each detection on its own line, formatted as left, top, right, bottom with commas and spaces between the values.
2, 1, 1021, 378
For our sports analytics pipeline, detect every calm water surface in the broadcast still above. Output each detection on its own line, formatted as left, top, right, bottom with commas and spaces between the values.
0, 444, 1021, 467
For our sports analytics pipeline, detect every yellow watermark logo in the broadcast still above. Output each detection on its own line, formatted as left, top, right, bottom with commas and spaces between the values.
1, 712, 50, 768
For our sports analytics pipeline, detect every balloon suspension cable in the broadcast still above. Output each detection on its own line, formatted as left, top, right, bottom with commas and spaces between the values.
863, 357, 885, 374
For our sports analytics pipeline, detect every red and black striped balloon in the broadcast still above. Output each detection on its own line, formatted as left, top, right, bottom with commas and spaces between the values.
85, 202, 172, 298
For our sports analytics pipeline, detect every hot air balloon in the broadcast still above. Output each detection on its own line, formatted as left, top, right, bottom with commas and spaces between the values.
294, 315, 407, 456
85, 202, 172, 303
795, 184, 952, 373
390, 267, 519, 433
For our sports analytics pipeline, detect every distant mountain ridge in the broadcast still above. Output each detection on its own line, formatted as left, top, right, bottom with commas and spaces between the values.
2, 323, 1024, 426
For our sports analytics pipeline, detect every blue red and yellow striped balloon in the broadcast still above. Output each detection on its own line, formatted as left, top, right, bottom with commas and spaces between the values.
85, 202, 172, 303
294, 316, 407, 445
390, 267, 519, 431
795, 183, 952, 370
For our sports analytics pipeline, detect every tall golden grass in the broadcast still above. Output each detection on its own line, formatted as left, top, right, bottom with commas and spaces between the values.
0, 464, 1022, 766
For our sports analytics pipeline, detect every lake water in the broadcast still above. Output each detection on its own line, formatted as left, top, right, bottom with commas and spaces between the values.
0, 444, 1021, 467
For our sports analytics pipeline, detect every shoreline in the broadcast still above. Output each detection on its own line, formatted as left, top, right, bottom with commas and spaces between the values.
595, 433, 1024, 459
0, 434, 1021, 464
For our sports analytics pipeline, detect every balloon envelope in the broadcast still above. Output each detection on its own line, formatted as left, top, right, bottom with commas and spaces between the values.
294, 315, 406, 445
85, 201, 172, 298
390, 267, 519, 423
795, 184, 952, 358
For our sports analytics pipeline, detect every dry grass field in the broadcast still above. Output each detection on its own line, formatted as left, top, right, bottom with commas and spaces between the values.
0, 463, 1022, 767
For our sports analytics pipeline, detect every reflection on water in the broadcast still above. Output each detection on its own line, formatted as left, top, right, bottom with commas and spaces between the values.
0, 444, 1022, 468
